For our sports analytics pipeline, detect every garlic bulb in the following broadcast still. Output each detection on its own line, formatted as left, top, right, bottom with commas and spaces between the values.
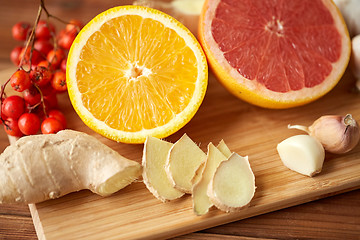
289, 114, 360, 154
309, 114, 360, 154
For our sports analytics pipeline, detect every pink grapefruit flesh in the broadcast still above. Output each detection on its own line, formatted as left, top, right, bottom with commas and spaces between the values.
199, 0, 351, 108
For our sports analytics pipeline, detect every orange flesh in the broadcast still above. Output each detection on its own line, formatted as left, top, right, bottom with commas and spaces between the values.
211, 0, 342, 93
76, 15, 198, 132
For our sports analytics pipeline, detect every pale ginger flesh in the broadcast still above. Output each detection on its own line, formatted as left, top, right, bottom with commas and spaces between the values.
165, 133, 206, 193
142, 136, 184, 202
208, 153, 256, 212
217, 139, 232, 158
0, 130, 142, 204
192, 143, 227, 215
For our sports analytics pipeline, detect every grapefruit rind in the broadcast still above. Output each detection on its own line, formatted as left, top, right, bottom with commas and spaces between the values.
199, 0, 351, 109
67, 5, 208, 143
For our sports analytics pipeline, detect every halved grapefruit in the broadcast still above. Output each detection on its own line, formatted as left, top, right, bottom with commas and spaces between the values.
199, 0, 351, 108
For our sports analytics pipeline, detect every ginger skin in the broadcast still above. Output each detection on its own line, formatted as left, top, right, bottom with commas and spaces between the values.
0, 130, 142, 204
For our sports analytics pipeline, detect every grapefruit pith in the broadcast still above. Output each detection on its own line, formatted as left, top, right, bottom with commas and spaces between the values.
199, 0, 351, 109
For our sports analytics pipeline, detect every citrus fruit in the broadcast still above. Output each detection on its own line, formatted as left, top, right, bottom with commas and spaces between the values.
199, 0, 351, 109
67, 5, 208, 143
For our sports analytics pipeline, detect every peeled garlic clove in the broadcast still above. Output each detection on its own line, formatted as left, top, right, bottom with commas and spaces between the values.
309, 114, 360, 154
277, 135, 325, 177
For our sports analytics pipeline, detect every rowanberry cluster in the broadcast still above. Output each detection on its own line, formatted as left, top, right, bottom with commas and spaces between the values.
2, 17, 83, 137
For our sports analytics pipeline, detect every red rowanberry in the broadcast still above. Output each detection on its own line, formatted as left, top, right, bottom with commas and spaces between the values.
48, 109, 67, 128
12, 22, 31, 41
60, 59, 67, 73
1, 95, 25, 119
34, 39, 53, 56
58, 29, 77, 50
10, 46, 23, 66
22, 86, 41, 106
47, 49, 65, 69
19, 47, 44, 66
43, 94, 58, 110
37, 60, 54, 70
39, 83, 55, 96
41, 117, 64, 134
51, 71, 67, 92
35, 20, 56, 40
30, 65, 52, 86
18, 113, 41, 135
3, 118, 23, 137
10, 69, 32, 92
65, 19, 83, 32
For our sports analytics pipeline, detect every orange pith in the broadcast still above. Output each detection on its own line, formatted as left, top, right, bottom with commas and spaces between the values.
67, 6, 208, 143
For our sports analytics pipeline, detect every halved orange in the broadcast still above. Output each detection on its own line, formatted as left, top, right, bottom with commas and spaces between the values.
199, 0, 351, 109
67, 5, 208, 143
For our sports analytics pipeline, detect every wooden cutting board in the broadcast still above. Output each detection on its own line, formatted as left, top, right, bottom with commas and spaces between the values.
1, 67, 360, 239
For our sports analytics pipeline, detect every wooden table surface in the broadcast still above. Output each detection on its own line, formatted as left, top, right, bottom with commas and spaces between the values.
0, 1, 359, 239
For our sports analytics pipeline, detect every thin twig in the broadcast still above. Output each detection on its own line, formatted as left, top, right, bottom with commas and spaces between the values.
33, 84, 48, 118
40, 0, 69, 25
0, 78, 12, 127
19, 4, 43, 69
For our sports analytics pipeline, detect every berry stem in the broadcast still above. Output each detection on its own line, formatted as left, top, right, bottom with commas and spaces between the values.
33, 84, 48, 118
0, 78, 11, 127
19, 4, 43, 69
40, 0, 81, 32
40, 0, 70, 25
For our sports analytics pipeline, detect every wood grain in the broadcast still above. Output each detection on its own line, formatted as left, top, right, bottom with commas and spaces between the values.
2, 189, 360, 239
5, 68, 357, 239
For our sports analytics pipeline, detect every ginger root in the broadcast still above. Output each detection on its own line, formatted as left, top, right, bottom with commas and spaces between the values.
0, 130, 142, 204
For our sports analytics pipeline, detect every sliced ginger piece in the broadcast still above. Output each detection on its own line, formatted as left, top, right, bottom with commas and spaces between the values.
191, 161, 205, 186
142, 136, 184, 202
190, 139, 231, 193
208, 153, 256, 213
192, 143, 227, 215
217, 139, 232, 157
165, 134, 206, 193
191, 140, 231, 193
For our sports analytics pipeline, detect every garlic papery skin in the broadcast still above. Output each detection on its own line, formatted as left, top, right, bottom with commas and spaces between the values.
277, 135, 325, 177
308, 114, 360, 154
